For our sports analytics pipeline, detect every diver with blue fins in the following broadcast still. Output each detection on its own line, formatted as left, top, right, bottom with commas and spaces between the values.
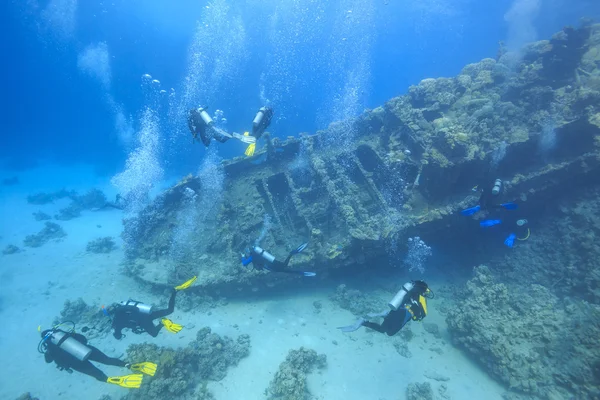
461, 178, 530, 247
107, 276, 197, 339
338, 280, 432, 335
241, 243, 316, 277
38, 321, 156, 388
188, 105, 274, 156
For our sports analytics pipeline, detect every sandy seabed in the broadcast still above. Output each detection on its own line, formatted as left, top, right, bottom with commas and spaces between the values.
0, 167, 506, 400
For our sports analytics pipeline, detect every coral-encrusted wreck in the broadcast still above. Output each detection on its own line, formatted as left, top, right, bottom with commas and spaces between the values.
124, 24, 600, 291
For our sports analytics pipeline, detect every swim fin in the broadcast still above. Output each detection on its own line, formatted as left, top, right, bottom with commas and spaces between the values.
245, 142, 256, 157
174, 276, 197, 291
460, 205, 480, 216
129, 362, 157, 377
500, 202, 518, 210
292, 242, 308, 254
107, 373, 143, 389
337, 318, 366, 333
480, 219, 502, 227
302, 271, 316, 277
161, 318, 183, 334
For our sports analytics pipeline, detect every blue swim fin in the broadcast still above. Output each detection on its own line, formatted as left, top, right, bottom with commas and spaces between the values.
460, 205, 481, 216
500, 202, 518, 210
480, 219, 502, 227
292, 242, 308, 254
302, 271, 316, 277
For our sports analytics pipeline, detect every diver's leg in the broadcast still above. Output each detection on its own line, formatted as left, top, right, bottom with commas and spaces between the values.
362, 321, 387, 334
88, 346, 127, 367
150, 290, 176, 320
136, 317, 162, 337
70, 360, 110, 382
379, 309, 410, 336
282, 254, 294, 267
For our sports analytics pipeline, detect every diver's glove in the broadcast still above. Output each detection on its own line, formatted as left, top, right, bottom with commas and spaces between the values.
480, 219, 502, 227
504, 233, 516, 248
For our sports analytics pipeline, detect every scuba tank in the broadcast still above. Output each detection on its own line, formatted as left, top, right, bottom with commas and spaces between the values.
48, 330, 93, 362
491, 179, 502, 195
120, 300, 153, 315
253, 246, 275, 263
197, 107, 213, 126
388, 282, 415, 311
252, 107, 273, 137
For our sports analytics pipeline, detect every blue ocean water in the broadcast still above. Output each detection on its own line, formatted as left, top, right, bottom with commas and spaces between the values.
3, 0, 594, 174
2, 1, 600, 399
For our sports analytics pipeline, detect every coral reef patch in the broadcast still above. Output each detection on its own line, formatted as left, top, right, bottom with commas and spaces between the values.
2, 244, 21, 255
86, 237, 117, 254
23, 222, 66, 247
266, 347, 327, 400
121, 327, 250, 400
446, 265, 600, 399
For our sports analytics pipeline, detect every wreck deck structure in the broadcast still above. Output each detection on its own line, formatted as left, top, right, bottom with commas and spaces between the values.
124, 24, 600, 292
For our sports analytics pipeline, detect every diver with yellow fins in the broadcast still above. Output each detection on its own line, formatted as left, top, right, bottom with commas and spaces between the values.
187, 105, 274, 156
107, 276, 197, 339
337, 280, 433, 335
38, 321, 156, 388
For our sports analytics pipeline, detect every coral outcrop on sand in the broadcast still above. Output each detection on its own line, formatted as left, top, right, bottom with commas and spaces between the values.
2, 244, 21, 255
55, 189, 107, 220
32, 211, 51, 221
53, 298, 111, 339
23, 222, 66, 247
406, 382, 434, 400
86, 237, 117, 253
266, 347, 327, 400
122, 327, 250, 400
446, 265, 600, 399
329, 284, 384, 316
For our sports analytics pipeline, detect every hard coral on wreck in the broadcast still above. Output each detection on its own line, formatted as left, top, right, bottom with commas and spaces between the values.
266, 347, 327, 400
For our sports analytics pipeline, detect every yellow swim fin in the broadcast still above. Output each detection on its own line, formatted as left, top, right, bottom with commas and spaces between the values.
244, 132, 256, 156
174, 276, 197, 291
107, 373, 143, 389
161, 318, 183, 334
245, 143, 256, 156
130, 362, 157, 377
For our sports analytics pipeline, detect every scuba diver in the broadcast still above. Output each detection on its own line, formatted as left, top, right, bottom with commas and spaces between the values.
188, 106, 274, 156
460, 178, 518, 216
107, 276, 197, 339
241, 243, 316, 277
337, 280, 433, 336
461, 179, 530, 247
38, 321, 157, 389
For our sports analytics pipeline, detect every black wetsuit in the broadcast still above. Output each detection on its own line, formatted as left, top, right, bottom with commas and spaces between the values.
250, 248, 295, 273
188, 109, 230, 146
363, 289, 427, 336
43, 330, 125, 382
112, 290, 176, 339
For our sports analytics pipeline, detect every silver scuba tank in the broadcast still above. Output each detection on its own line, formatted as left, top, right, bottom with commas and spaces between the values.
252, 107, 267, 129
198, 107, 213, 126
120, 300, 153, 315
492, 179, 502, 195
253, 246, 275, 263
50, 330, 92, 362
388, 282, 415, 311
